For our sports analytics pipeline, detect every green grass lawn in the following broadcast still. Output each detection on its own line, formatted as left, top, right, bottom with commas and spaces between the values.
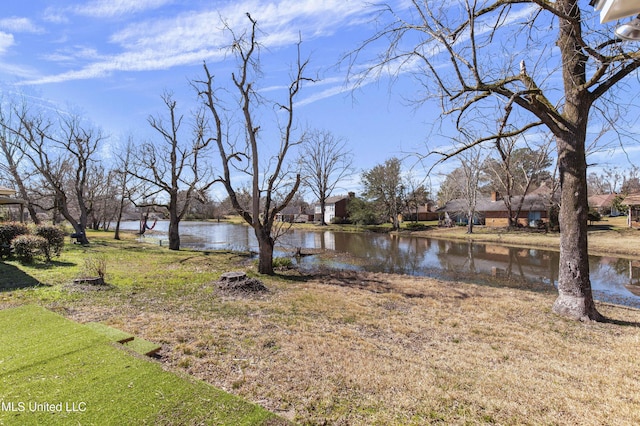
0, 305, 286, 426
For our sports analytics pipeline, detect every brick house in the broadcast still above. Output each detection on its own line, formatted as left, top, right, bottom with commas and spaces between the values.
438, 191, 552, 228
314, 194, 352, 224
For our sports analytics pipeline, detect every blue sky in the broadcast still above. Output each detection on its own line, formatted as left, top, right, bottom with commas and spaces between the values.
0, 0, 439, 196
0, 0, 639, 199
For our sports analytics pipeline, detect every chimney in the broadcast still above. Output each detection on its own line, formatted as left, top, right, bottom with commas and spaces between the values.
491, 191, 501, 202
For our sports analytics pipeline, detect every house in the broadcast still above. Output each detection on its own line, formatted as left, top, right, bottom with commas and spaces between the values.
275, 205, 312, 223
0, 186, 25, 221
314, 194, 352, 224
0, 186, 16, 201
621, 192, 640, 228
588, 193, 621, 216
438, 191, 551, 228
402, 201, 439, 222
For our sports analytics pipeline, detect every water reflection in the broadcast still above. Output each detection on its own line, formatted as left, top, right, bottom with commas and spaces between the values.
116, 221, 640, 308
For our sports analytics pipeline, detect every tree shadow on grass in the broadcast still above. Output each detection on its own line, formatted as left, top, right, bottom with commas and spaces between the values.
0, 261, 43, 291
602, 316, 640, 328
0, 259, 75, 291
29, 260, 76, 270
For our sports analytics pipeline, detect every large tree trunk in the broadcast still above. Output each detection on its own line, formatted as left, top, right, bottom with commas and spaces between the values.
552, 135, 603, 321
551, 0, 603, 321
168, 211, 180, 251
63, 212, 89, 245
256, 229, 275, 275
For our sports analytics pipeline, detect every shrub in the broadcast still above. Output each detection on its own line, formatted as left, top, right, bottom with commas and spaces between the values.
0, 222, 30, 258
34, 225, 65, 261
404, 222, 428, 231
587, 209, 602, 224
0, 222, 29, 247
272, 257, 293, 270
82, 255, 108, 279
11, 235, 47, 263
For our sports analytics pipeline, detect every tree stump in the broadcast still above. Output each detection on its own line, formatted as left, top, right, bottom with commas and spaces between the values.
73, 277, 105, 286
220, 271, 247, 283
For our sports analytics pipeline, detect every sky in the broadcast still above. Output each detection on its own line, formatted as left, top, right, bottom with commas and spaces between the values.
0, 0, 639, 200
0, 0, 437, 198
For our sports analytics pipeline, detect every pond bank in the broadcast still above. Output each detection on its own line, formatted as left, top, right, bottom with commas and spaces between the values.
407, 224, 640, 259
268, 215, 640, 259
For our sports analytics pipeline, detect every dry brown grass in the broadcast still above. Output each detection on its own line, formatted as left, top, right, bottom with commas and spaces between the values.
65, 267, 640, 425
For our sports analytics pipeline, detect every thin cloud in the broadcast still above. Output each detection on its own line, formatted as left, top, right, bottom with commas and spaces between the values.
42, 7, 70, 24
0, 17, 44, 33
0, 32, 15, 55
73, 0, 173, 18
22, 47, 228, 85
22, 0, 375, 86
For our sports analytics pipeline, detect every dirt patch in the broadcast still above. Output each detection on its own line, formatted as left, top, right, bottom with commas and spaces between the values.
63, 281, 115, 292
215, 272, 269, 297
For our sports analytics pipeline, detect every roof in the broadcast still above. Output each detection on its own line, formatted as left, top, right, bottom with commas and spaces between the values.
529, 181, 553, 196
588, 193, 618, 208
623, 193, 640, 206
322, 195, 351, 205
0, 186, 16, 197
408, 201, 438, 214
438, 194, 550, 213
0, 186, 24, 205
276, 205, 309, 215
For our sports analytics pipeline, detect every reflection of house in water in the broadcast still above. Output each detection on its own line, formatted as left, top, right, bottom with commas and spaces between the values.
312, 231, 335, 251
435, 239, 558, 284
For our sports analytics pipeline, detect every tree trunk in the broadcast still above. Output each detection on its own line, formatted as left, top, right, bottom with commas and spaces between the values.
114, 197, 125, 240
256, 229, 275, 275
320, 199, 327, 226
15, 182, 39, 224
551, 0, 603, 321
168, 212, 180, 250
552, 135, 603, 321
57, 194, 89, 245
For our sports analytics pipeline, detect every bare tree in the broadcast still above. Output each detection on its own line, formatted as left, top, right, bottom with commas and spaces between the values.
458, 147, 485, 234
350, 1, 640, 321
403, 172, 430, 223
194, 14, 311, 275
113, 138, 137, 240
587, 166, 622, 195
620, 166, 640, 194
299, 129, 354, 225
130, 93, 215, 250
482, 138, 553, 227
0, 99, 40, 223
10, 107, 104, 244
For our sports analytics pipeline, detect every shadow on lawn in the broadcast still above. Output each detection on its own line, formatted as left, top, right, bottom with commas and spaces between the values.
0, 261, 42, 290
0, 260, 74, 291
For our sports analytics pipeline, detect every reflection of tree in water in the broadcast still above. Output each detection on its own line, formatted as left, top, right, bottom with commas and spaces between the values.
330, 232, 558, 290
590, 257, 640, 288
331, 232, 429, 275
435, 240, 557, 291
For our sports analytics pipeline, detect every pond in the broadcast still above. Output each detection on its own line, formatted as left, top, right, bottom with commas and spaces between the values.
116, 220, 640, 308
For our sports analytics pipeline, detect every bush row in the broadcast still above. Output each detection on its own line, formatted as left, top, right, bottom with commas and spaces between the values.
0, 222, 66, 263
